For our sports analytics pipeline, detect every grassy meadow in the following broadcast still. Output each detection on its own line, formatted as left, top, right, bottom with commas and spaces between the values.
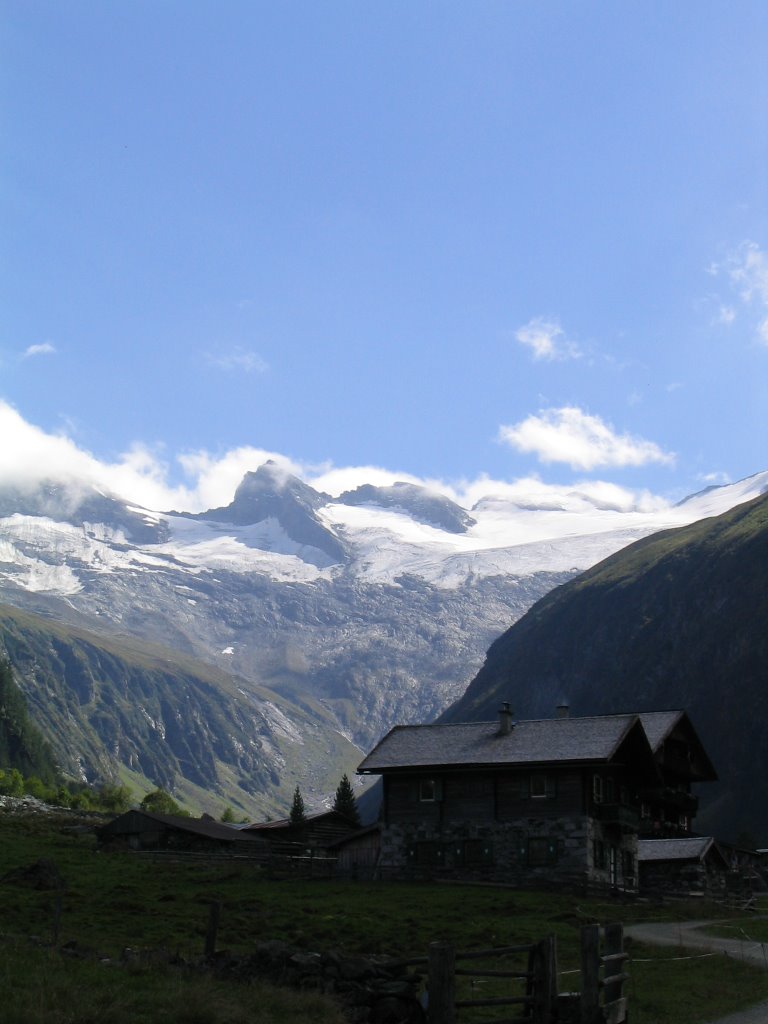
1, 812, 767, 1024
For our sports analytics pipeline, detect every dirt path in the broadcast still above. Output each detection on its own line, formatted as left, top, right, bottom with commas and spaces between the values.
624, 920, 768, 1024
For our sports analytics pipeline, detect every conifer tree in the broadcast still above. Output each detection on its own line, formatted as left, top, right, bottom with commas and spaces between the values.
289, 784, 306, 827
332, 773, 361, 826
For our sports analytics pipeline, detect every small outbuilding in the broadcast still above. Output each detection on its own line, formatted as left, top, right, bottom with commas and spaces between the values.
637, 836, 729, 892
97, 809, 268, 856
329, 823, 382, 878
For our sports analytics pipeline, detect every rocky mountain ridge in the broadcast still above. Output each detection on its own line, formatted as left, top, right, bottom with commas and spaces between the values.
0, 464, 765, 816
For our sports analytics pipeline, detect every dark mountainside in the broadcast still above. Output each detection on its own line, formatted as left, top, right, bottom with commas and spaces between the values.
443, 491, 768, 845
0, 604, 363, 819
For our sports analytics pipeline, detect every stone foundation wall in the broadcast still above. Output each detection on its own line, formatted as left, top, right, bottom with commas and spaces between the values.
381, 815, 591, 885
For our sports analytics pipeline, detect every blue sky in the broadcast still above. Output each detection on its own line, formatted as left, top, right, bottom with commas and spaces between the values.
1, 2, 767, 511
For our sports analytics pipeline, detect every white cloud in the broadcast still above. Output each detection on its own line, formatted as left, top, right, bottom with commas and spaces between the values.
176, 447, 301, 510
205, 348, 268, 373
0, 400, 673, 518
22, 342, 57, 358
308, 464, 424, 497
514, 317, 581, 361
717, 305, 736, 326
714, 241, 768, 346
451, 473, 666, 514
498, 406, 676, 471
698, 471, 731, 486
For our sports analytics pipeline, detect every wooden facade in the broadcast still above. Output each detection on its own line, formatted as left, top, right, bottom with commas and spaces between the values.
359, 709, 715, 887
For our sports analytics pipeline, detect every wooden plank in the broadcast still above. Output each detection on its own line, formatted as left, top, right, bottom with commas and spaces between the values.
600, 972, 631, 989
455, 996, 532, 1008
454, 968, 531, 978
428, 941, 455, 1024
603, 923, 625, 1007
204, 900, 221, 958
455, 944, 535, 959
532, 935, 557, 1024
580, 924, 600, 1024
604, 996, 628, 1024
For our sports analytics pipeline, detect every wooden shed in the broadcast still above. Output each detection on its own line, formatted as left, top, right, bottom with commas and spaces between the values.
97, 810, 268, 856
637, 836, 729, 892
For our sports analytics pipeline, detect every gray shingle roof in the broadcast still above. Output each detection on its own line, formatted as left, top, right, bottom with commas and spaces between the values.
638, 711, 685, 751
637, 837, 715, 862
99, 810, 264, 843
358, 714, 643, 773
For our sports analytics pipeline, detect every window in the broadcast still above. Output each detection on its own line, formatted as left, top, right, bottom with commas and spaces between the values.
592, 775, 604, 804
419, 778, 441, 802
594, 839, 606, 870
407, 841, 443, 866
623, 850, 635, 881
462, 839, 494, 866
529, 773, 556, 799
527, 837, 558, 866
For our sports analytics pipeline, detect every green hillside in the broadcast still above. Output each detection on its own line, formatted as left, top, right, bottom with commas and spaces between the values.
0, 604, 363, 820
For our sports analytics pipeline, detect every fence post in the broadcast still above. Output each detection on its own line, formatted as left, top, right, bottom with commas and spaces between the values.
428, 941, 455, 1024
52, 891, 63, 946
205, 900, 221, 957
579, 924, 600, 1024
530, 935, 558, 1024
603, 922, 628, 1024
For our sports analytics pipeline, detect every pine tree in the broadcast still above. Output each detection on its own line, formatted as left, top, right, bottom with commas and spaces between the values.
289, 785, 306, 827
332, 773, 360, 827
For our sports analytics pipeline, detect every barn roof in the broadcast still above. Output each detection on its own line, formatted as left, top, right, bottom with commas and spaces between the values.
244, 809, 354, 831
98, 809, 264, 843
358, 713, 653, 774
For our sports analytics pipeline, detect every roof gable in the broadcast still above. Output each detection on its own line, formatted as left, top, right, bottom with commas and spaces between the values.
639, 710, 718, 781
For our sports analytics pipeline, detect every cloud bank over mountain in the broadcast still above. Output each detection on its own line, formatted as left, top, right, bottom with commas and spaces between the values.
0, 400, 677, 517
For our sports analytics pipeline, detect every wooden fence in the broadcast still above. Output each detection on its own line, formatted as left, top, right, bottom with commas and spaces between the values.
422, 924, 628, 1024
578, 923, 628, 1024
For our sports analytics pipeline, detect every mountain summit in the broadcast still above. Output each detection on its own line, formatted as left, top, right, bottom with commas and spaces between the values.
198, 461, 346, 565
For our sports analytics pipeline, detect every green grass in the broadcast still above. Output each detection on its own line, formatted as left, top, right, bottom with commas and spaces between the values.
2, 813, 768, 1023
0, 941, 346, 1024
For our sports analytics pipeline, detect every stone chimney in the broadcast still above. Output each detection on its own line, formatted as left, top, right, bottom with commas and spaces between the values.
556, 703, 570, 719
498, 702, 514, 735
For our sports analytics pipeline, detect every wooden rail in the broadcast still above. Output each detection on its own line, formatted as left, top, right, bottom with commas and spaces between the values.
426, 936, 556, 1024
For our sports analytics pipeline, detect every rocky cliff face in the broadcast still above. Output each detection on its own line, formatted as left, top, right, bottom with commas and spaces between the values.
0, 604, 365, 819
444, 492, 768, 844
